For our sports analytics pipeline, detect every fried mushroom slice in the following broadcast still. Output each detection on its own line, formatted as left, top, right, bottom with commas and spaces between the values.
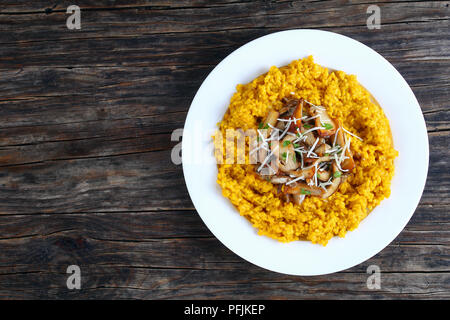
315, 143, 331, 157
281, 97, 299, 115
291, 156, 330, 178
332, 122, 355, 171
269, 175, 290, 184
332, 124, 345, 147
313, 107, 337, 137
262, 109, 279, 136
297, 123, 317, 146
275, 135, 299, 173
341, 148, 355, 172
317, 168, 331, 182
289, 165, 315, 179
284, 182, 323, 197
292, 99, 304, 127
321, 177, 341, 199
283, 193, 291, 203
292, 194, 305, 205
257, 144, 269, 165
321, 162, 342, 199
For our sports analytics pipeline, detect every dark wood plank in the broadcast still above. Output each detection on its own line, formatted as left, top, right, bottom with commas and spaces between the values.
0, 0, 259, 12
0, 205, 447, 299
0, 206, 448, 268
0, 150, 194, 214
0, 65, 209, 101
0, 19, 448, 68
0, 266, 448, 299
0, 1, 448, 38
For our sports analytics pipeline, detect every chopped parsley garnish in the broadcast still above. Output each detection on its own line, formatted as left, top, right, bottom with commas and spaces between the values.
283, 140, 291, 147
258, 122, 269, 129
293, 143, 300, 148
333, 171, 342, 178
300, 189, 311, 195
303, 124, 311, 129
281, 152, 287, 160
322, 123, 333, 130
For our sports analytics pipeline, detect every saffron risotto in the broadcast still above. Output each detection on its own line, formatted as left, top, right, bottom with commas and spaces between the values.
215, 56, 398, 246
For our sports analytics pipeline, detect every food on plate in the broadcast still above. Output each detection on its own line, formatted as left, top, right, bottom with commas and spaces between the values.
214, 56, 398, 245
251, 97, 357, 203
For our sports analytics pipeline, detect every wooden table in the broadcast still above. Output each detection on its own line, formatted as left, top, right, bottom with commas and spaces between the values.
0, 0, 448, 299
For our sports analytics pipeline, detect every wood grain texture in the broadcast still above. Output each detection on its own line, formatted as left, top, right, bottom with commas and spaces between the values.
0, 0, 448, 299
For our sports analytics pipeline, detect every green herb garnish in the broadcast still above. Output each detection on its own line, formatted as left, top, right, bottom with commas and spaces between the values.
258, 122, 264, 129
303, 124, 311, 129
300, 188, 311, 195
281, 152, 287, 160
283, 140, 291, 147
293, 143, 300, 148
333, 171, 342, 178
322, 123, 333, 130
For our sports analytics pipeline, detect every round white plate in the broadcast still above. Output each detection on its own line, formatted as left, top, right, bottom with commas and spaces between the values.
182, 29, 429, 276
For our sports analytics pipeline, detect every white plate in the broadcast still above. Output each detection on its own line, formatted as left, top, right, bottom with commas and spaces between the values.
182, 29, 429, 276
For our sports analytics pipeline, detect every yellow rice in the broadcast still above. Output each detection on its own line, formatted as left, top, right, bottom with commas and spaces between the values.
215, 56, 398, 245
